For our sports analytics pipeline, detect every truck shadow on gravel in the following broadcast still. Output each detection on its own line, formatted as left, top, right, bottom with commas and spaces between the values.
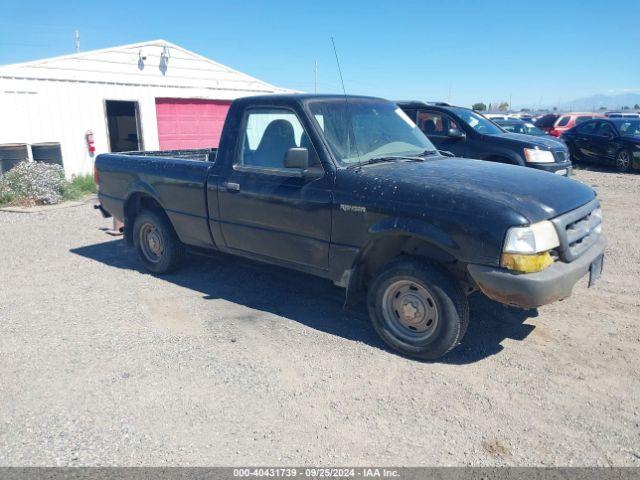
71, 239, 538, 364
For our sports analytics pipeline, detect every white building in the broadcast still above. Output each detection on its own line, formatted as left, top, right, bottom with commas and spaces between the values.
0, 40, 290, 176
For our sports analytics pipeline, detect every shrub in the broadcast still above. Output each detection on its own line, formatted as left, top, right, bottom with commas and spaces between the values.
0, 161, 67, 206
63, 174, 97, 201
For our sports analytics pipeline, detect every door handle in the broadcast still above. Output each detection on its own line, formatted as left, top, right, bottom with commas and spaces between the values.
224, 182, 240, 192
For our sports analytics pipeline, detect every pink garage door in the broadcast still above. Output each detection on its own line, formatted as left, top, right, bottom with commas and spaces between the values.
155, 98, 231, 150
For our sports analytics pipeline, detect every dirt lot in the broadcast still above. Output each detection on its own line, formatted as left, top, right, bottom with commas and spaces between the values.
0, 168, 638, 466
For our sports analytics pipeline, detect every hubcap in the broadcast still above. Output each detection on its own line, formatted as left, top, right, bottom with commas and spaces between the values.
140, 222, 164, 263
381, 280, 439, 342
617, 151, 630, 171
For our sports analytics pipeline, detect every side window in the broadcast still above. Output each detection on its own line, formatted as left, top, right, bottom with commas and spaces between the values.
239, 108, 316, 169
595, 122, 614, 137
556, 116, 570, 127
417, 110, 458, 136
576, 121, 597, 135
576, 116, 592, 125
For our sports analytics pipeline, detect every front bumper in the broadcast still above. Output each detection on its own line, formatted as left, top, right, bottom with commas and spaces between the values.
527, 160, 573, 176
467, 235, 605, 309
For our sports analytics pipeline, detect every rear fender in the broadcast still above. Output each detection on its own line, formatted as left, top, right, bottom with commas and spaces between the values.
122, 183, 164, 245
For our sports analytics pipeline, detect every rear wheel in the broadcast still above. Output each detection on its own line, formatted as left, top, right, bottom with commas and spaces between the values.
616, 149, 632, 173
133, 209, 184, 274
367, 257, 468, 360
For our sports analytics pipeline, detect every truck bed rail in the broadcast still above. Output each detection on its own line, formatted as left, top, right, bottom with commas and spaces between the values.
120, 148, 217, 162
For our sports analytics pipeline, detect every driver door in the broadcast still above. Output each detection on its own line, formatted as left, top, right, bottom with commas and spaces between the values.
416, 109, 466, 157
217, 108, 332, 270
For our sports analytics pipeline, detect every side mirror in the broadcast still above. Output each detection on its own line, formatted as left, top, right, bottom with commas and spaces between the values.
284, 147, 309, 169
447, 128, 466, 140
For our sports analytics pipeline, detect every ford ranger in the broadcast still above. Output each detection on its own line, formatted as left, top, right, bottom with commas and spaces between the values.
95, 94, 605, 360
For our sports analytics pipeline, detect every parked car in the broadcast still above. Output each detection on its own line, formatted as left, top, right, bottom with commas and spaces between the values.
534, 114, 561, 134
493, 118, 553, 137
484, 113, 509, 120
510, 113, 535, 122
562, 117, 640, 172
95, 94, 605, 360
397, 101, 572, 175
550, 113, 604, 137
604, 112, 640, 119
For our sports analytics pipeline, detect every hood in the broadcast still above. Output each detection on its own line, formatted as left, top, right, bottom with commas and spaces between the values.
343, 158, 595, 224
488, 132, 567, 150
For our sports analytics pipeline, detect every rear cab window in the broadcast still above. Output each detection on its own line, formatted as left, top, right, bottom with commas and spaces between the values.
556, 116, 571, 127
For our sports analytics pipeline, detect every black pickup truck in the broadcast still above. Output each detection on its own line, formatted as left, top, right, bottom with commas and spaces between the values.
95, 94, 605, 360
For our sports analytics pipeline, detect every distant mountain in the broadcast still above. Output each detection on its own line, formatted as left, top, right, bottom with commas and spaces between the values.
557, 93, 640, 111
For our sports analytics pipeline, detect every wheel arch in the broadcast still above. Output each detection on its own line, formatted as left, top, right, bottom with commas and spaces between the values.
123, 188, 167, 246
345, 218, 460, 306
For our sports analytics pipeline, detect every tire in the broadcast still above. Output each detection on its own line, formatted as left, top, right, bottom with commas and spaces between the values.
615, 149, 632, 173
132, 209, 184, 274
367, 257, 469, 360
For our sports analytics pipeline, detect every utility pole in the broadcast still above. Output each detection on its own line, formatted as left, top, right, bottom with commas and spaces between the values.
75, 29, 80, 52
314, 61, 318, 93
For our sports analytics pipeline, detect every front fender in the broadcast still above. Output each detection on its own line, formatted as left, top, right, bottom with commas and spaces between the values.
482, 149, 525, 166
343, 217, 460, 309
368, 217, 459, 258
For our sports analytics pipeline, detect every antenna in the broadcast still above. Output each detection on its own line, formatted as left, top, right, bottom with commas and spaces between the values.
75, 29, 80, 52
314, 60, 318, 93
331, 37, 348, 97
330, 37, 360, 162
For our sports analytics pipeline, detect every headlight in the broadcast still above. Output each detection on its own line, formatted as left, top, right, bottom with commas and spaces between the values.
524, 148, 554, 163
501, 221, 560, 273
503, 221, 559, 254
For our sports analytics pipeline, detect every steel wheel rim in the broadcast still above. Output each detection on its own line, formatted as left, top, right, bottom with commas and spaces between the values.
617, 151, 630, 171
139, 222, 164, 263
381, 280, 439, 343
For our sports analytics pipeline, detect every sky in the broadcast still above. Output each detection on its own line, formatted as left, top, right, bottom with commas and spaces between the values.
1, 0, 639, 109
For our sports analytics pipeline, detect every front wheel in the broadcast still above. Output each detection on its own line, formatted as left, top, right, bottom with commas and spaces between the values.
133, 209, 184, 274
615, 149, 632, 173
367, 257, 469, 360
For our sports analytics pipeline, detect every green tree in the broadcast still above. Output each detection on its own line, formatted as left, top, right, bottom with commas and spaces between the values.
472, 102, 487, 111
634, 104, 640, 110
498, 101, 509, 112
599, 106, 608, 111
621, 105, 630, 110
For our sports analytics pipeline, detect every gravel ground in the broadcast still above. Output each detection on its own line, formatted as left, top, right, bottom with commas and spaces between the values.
0, 168, 639, 466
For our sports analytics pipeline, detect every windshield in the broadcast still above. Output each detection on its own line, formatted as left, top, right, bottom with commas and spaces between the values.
450, 107, 504, 135
618, 120, 640, 136
307, 99, 436, 166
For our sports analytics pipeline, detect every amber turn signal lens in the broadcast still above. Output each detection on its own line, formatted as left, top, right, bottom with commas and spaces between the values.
501, 252, 554, 273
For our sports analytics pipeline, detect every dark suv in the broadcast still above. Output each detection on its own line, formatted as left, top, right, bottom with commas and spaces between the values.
398, 101, 572, 176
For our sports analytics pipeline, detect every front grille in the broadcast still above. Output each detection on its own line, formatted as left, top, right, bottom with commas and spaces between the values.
550, 198, 601, 262
552, 149, 569, 163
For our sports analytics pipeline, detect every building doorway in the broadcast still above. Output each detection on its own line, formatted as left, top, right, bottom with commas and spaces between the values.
105, 100, 143, 152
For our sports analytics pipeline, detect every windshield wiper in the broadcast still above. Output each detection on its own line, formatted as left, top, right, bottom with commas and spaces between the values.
347, 156, 425, 169
417, 149, 439, 157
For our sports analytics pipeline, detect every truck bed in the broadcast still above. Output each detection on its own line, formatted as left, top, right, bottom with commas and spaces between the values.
96, 148, 219, 250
